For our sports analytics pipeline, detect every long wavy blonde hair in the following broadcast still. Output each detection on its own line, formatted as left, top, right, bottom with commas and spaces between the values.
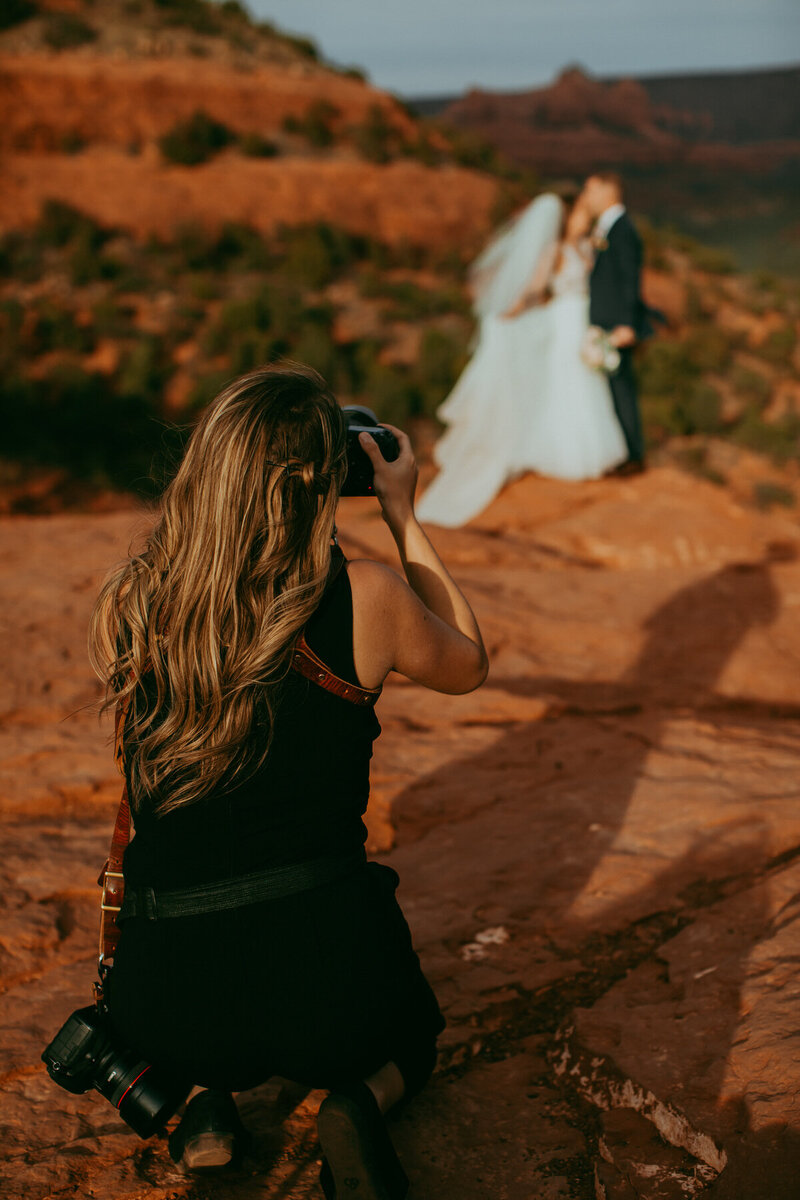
89, 364, 347, 815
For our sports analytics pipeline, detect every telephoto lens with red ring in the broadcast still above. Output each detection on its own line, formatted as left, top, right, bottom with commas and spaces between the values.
42, 1005, 191, 1138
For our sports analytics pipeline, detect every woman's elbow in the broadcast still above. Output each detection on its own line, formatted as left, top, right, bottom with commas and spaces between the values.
449, 643, 489, 694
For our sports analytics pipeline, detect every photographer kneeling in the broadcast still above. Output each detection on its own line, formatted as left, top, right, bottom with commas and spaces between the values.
83, 365, 487, 1198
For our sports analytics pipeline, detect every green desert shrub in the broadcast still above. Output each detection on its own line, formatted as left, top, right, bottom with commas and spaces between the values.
414, 328, 467, 417
282, 100, 340, 148
159, 111, 234, 166
753, 480, 795, 510
0, 299, 25, 370
358, 273, 468, 320
0, 230, 44, 283
731, 407, 800, 462
30, 302, 95, 355
43, 13, 98, 50
239, 132, 279, 158
69, 234, 124, 287
291, 324, 338, 383
281, 33, 319, 61
36, 200, 109, 251
281, 224, 355, 288
674, 444, 726, 487
757, 326, 796, 367
730, 365, 771, 408
189, 368, 233, 411
91, 298, 138, 338
362, 359, 420, 426
116, 336, 173, 406
639, 341, 724, 437
153, 0, 220, 35
0, 366, 159, 489
351, 104, 399, 164
686, 243, 735, 275
219, 1, 251, 20
0, 0, 38, 31
683, 326, 735, 373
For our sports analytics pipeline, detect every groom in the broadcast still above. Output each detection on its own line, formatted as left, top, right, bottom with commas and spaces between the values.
581, 172, 652, 475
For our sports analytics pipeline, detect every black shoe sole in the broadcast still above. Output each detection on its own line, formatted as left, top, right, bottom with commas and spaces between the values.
317, 1092, 408, 1200
168, 1090, 249, 1172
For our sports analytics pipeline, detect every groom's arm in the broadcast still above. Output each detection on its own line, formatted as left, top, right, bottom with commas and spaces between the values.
609, 223, 642, 346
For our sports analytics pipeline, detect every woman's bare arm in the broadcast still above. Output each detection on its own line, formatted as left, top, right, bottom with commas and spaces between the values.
348, 427, 488, 694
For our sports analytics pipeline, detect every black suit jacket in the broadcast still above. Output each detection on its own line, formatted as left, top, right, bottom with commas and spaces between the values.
589, 212, 653, 340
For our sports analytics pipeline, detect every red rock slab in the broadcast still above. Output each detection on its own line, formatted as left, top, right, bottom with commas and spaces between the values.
0, 148, 497, 250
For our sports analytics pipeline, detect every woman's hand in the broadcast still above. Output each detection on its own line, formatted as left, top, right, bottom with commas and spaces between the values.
358, 425, 417, 532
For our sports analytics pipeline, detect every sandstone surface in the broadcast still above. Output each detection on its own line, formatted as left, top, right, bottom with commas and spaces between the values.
3, 467, 800, 1197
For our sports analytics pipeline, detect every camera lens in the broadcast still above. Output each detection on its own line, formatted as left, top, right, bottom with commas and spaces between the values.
96, 1049, 191, 1138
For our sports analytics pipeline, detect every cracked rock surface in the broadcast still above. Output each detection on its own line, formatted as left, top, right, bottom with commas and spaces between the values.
3, 467, 800, 1197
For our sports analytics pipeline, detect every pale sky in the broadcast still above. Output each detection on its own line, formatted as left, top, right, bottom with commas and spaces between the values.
248, 0, 800, 95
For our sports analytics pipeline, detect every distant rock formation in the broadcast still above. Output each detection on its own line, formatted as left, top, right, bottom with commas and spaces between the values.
429, 64, 800, 173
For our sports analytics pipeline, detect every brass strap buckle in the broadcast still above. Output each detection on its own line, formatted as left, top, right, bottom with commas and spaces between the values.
101, 869, 125, 913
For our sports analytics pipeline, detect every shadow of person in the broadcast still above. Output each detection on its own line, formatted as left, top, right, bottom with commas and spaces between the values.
384, 549, 797, 1189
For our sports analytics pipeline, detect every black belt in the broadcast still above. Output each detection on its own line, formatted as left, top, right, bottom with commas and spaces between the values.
118, 850, 367, 921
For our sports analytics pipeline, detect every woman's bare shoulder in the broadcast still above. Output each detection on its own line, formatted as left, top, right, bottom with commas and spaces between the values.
347, 557, 407, 603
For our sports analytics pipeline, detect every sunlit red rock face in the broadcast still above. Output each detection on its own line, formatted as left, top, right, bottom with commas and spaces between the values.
0, 47, 496, 247
4, 467, 800, 1197
0, 148, 498, 247
0, 54, 411, 152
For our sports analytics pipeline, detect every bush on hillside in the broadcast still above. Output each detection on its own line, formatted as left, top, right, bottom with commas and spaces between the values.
30, 302, 96, 356
37, 200, 110, 251
674, 444, 726, 487
753, 480, 795, 510
281, 33, 319, 61
0, 231, 44, 283
731, 406, 800, 462
282, 100, 340, 148
639, 340, 723, 439
43, 13, 98, 49
239, 132, 279, 158
757, 325, 796, 367
282, 224, 355, 288
415, 328, 467, 417
159, 111, 234, 166
351, 104, 400, 164
684, 326, 736, 373
685, 243, 735, 275
358, 272, 469, 321
117, 336, 173, 406
730, 365, 771, 408
0, 366, 159, 490
153, 0, 220, 35
0, 0, 38, 31
219, 1, 251, 20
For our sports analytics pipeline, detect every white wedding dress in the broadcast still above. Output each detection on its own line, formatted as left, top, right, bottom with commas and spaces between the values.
416, 197, 628, 528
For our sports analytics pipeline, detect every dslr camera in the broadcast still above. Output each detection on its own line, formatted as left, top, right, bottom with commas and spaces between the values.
342, 406, 399, 496
42, 1004, 190, 1138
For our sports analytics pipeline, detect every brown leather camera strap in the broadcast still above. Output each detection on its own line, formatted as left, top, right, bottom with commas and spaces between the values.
97, 693, 132, 976
292, 635, 380, 707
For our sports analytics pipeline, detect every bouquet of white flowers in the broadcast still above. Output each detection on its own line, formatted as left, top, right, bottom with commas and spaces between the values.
580, 326, 621, 375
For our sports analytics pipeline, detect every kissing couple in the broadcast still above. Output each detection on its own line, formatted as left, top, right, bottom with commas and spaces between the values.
417, 172, 658, 530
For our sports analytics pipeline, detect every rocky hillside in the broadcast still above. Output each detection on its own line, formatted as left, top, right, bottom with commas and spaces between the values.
0, 0, 798, 525
0, 0, 497, 245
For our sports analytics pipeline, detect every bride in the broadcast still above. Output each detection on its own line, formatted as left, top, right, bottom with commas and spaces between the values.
415, 191, 628, 528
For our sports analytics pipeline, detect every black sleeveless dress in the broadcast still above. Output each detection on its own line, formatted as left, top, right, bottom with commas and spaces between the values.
106, 563, 444, 1095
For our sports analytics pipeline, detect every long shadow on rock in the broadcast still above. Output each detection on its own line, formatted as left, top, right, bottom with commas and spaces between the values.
386, 553, 799, 1189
